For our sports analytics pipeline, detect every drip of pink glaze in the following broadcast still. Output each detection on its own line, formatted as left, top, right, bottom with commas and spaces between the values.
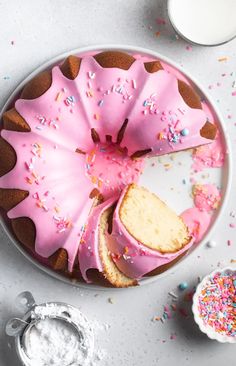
85, 142, 144, 200
192, 102, 225, 172
181, 207, 211, 243
192, 184, 221, 212
79, 197, 117, 282
0, 130, 94, 272
192, 134, 224, 172
108, 187, 193, 279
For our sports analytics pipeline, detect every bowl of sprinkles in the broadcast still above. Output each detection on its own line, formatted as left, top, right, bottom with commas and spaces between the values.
193, 268, 236, 343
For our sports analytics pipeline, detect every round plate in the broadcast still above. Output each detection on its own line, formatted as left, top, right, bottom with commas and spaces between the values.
0, 45, 232, 290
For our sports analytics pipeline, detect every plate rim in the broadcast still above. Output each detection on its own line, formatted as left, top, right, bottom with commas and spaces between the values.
0, 44, 233, 291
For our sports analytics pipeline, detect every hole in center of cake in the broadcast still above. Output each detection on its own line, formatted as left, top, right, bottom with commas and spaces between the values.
85, 142, 145, 200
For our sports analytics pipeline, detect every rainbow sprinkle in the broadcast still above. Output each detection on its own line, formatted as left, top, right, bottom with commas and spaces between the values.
55, 91, 63, 102
35, 115, 59, 130
64, 95, 76, 106
88, 71, 96, 79
218, 57, 228, 62
198, 271, 236, 337
53, 215, 72, 233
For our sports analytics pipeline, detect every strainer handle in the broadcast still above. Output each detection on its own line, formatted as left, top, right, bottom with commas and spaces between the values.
15, 291, 36, 313
5, 317, 29, 337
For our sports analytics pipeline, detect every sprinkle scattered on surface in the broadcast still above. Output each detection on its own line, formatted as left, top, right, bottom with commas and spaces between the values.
206, 240, 217, 248
185, 45, 192, 51
156, 18, 166, 25
178, 282, 188, 291
218, 57, 228, 62
108, 297, 114, 304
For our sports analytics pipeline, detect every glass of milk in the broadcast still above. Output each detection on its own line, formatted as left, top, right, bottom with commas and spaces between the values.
168, 0, 236, 46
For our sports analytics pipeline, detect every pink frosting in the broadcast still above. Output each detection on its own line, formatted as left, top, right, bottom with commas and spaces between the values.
0, 130, 94, 271
181, 207, 211, 243
0, 54, 215, 278
192, 102, 224, 172
108, 186, 193, 279
192, 184, 221, 212
192, 134, 224, 172
79, 197, 117, 282
120, 68, 211, 156
181, 183, 221, 244
85, 142, 144, 200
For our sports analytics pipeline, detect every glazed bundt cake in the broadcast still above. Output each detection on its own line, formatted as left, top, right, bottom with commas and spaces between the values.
0, 50, 217, 287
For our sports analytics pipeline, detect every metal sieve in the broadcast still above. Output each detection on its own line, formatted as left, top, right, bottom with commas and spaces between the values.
5, 291, 94, 366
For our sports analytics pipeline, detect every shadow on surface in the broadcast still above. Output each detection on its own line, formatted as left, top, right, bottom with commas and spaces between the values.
171, 279, 218, 349
0, 303, 20, 366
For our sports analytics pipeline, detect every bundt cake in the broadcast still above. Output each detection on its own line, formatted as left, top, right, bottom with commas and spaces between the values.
0, 50, 217, 287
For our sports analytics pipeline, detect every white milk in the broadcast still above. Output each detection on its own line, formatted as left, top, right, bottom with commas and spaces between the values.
168, 0, 236, 45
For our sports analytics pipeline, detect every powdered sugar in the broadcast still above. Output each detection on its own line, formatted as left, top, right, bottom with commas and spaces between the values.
24, 318, 86, 366
22, 303, 94, 366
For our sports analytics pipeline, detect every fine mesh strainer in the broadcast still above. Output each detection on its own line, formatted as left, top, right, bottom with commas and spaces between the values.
5, 291, 94, 366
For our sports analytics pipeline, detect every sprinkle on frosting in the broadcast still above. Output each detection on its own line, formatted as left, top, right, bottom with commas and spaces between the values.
64, 95, 76, 106
85, 142, 144, 200
142, 94, 159, 115
33, 192, 49, 212
35, 115, 59, 130
55, 91, 63, 102
198, 271, 236, 337
153, 109, 190, 147
53, 215, 72, 233
31, 142, 42, 157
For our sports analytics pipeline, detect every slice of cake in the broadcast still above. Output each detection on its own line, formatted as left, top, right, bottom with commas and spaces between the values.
98, 206, 137, 287
78, 198, 137, 288
79, 183, 192, 287
108, 184, 192, 281
117, 184, 190, 253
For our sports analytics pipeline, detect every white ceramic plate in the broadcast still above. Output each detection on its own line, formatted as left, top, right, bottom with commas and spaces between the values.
0, 45, 232, 290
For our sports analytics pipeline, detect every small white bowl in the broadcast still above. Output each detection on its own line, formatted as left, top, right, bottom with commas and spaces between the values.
192, 267, 236, 343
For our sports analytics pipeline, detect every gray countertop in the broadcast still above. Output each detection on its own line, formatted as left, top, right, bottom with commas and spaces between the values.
0, 1, 236, 365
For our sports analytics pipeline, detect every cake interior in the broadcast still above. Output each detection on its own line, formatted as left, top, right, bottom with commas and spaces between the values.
98, 206, 137, 287
119, 184, 191, 253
